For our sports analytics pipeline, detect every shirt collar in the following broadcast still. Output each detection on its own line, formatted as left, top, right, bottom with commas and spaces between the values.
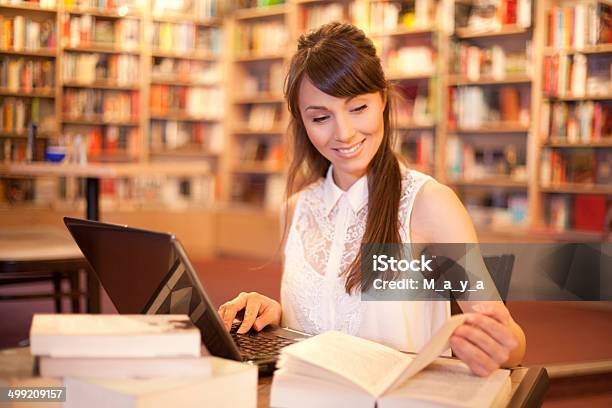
322, 165, 369, 215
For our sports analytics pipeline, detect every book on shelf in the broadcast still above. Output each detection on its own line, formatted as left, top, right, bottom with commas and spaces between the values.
63, 0, 141, 12
152, 0, 220, 19
456, 0, 532, 32
300, 3, 344, 32
245, 104, 278, 131
540, 148, 599, 186
465, 191, 529, 229
547, 1, 612, 49
150, 121, 222, 153
542, 100, 612, 144
63, 14, 139, 50
153, 21, 196, 54
447, 135, 527, 182
271, 314, 511, 408
234, 20, 287, 56
543, 54, 612, 98
545, 194, 609, 233
369, 0, 438, 32
0, 0, 57, 8
1, 56, 55, 92
63, 88, 138, 122
65, 125, 139, 160
0, 14, 56, 51
63, 357, 256, 408
63, 53, 139, 85
451, 41, 531, 81
150, 85, 223, 119
385, 46, 434, 77
241, 61, 284, 96
30, 314, 201, 358
1, 96, 55, 133
449, 85, 530, 129
398, 130, 434, 170
152, 57, 220, 84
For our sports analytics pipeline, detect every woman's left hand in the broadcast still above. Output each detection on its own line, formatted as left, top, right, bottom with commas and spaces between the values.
450, 303, 519, 377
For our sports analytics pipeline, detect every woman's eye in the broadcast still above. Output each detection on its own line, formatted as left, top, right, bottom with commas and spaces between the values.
351, 104, 367, 113
312, 115, 329, 123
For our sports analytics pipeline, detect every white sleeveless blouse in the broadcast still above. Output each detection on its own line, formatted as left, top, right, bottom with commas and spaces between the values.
281, 164, 450, 352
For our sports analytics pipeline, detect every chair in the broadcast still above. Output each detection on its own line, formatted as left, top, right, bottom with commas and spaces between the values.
450, 254, 515, 315
0, 226, 99, 313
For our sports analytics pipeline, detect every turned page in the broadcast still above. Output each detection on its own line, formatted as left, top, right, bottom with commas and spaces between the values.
281, 331, 413, 397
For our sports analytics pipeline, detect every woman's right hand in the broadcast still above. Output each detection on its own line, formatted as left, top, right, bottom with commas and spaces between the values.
217, 292, 282, 334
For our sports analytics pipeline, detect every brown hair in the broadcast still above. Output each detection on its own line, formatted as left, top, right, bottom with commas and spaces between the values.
283, 22, 403, 294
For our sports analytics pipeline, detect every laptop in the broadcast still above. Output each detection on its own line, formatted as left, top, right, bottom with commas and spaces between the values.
63, 216, 309, 375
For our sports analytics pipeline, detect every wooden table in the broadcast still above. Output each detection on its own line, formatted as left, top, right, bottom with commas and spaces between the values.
0, 162, 211, 221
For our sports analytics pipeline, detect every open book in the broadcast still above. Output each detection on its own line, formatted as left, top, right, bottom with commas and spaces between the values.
270, 314, 511, 408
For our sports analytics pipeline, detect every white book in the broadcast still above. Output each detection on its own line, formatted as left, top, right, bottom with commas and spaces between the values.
271, 315, 511, 408
64, 357, 257, 408
30, 314, 201, 358
39, 356, 211, 379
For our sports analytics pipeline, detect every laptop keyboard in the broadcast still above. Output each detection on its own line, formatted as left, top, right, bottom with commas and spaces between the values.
230, 321, 295, 360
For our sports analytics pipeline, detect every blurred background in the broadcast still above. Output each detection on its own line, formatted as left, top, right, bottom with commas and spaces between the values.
0, 0, 611, 406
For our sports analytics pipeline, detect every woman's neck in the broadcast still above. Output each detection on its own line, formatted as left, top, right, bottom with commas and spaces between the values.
332, 167, 366, 191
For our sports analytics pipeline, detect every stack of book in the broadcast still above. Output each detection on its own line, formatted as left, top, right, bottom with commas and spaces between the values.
29, 314, 257, 407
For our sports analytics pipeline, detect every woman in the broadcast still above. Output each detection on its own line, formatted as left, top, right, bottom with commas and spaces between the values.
219, 22, 526, 377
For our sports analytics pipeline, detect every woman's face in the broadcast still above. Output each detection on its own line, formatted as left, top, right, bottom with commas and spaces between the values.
298, 76, 386, 190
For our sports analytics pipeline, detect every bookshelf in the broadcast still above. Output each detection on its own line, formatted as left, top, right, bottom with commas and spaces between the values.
537, 0, 612, 236
224, 1, 290, 210
446, 0, 535, 236
2, 0, 610, 259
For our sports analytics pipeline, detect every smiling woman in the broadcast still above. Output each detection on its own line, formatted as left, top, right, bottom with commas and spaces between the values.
218, 22, 526, 378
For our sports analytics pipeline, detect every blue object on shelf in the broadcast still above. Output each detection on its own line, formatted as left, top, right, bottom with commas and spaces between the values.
45, 146, 66, 163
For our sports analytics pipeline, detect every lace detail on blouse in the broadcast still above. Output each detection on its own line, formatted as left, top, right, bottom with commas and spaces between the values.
281, 166, 432, 336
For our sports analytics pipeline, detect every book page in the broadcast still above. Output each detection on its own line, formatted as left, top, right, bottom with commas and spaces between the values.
280, 331, 413, 397
379, 359, 511, 408
382, 314, 469, 395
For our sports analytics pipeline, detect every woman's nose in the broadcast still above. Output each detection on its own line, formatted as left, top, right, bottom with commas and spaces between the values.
334, 114, 356, 143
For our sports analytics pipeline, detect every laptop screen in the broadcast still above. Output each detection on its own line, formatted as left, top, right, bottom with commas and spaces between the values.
63, 217, 242, 361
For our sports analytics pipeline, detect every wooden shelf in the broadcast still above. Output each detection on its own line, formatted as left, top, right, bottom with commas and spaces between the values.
544, 43, 612, 55
545, 140, 612, 148
369, 27, 435, 37
232, 163, 283, 175
150, 79, 218, 87
149, 148, 219, 158
233, 94, 285, 104
450, 124, 530, 134
234, 4, 287, 20
455, 25, 530, 39
63, 81, 139, 91
150, 113, 220, 122
0, 49, 56, 57
396, 121, 435, 130
152, 15, 221, 26
451, 177, 529, 189
0, 130, 56, 138
62, 117, 139, 126
0, 3, 56, 13
0, 88, 55, 98
448, 75, 532, 86
546, 94, 612, 102
151, 51, 218, 61
540, 183, 612, 195
233, 127, 286, 135
386, 72, 433, 81
63, 46, 140, 55
64, 7, 141, 18
234, 52, 286, 63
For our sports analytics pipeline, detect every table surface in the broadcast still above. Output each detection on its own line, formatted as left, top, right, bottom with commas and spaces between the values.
0, 162, 211, 178
0, 227, 83, 262
0, 348, 548, 408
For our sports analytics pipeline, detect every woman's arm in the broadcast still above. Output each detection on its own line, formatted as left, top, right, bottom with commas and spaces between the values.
410, 181, 527, 375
